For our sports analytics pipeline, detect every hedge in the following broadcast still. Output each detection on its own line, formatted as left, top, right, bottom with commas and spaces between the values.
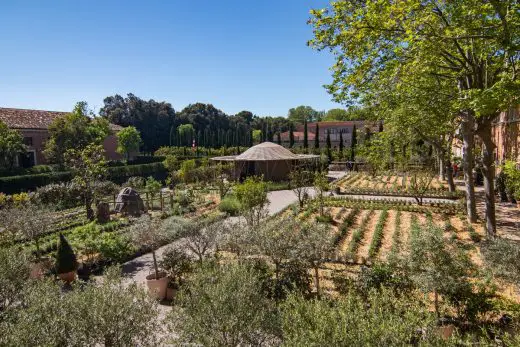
0, 171, 73, 194
0, 162, 167, 194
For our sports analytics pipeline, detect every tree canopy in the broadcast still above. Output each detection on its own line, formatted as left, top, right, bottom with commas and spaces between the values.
100, 94, 175, 152
44, 102, 110, 166
0, 121, 25, 170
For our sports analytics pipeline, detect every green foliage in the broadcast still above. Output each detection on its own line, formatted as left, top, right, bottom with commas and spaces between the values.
177, 123, 195, 146
145, 176, 161, 197
0, 171, 73, 195
482, 238, 520, 286
503, 160, 520, 199
0, 120, 25, 170
218, 196, 241, 216
66, 144, 108, 219
288, 105, 322, 123
55, 233, 78, 274
116, 126, 142, 159
0, 247, 30, 313
123, 176, 146, 189
368, 209, 389, 259
234, 176, 269, 226
2, 268, 160, 346
177, 159, 196, 184
160, 247, 193, 287
44, 102, 110, 166
280, 289, 441, 346
171, 263, 279, 346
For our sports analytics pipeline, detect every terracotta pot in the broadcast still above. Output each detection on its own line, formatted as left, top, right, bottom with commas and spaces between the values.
58, 271, 76, 283
146, 271, 168, 300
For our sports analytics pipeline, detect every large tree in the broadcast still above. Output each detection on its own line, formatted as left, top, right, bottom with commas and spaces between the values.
44, 102, 110, 166
0, 121, 25, 170
309, 0, 520, 236
288, 105, 322, 123
100, 94, 175, 153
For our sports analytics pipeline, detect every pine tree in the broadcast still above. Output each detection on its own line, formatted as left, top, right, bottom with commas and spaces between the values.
314, 123, 320, 150
56, 233, 78, 274
303, 120, 308, 149
350, 124, 357, 162
289, 123, 295, 148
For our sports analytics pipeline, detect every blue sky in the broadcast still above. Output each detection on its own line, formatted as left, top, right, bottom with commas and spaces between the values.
0, 0, 341, 117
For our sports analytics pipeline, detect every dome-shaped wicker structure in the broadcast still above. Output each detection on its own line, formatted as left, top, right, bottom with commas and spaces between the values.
114, 187, 145, 216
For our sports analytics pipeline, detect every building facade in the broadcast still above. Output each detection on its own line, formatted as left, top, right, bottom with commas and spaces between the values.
0, 107, 123, 167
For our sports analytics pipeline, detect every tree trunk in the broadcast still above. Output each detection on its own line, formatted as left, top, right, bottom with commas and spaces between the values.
476, 124, 497, 237
445, 161, 456, 193
461, 117, 477, 222
85, 193, 94, 221
152, 251, 160, 279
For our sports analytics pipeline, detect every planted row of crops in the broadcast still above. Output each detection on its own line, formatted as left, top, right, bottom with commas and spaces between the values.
335, 172, 463, 199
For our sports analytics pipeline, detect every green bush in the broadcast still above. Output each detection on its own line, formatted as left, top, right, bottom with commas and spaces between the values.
218, 196, 241, 216
280, 289, 443, 346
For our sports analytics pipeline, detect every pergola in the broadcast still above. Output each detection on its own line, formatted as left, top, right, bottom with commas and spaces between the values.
211, 142, 320, 181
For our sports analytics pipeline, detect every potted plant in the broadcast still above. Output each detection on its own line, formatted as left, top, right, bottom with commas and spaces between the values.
160, 246, 193, 301
56, 233, 78, 283
132, 215, 169, 300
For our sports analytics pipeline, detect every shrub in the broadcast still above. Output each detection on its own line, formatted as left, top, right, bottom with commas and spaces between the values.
55, 234, 78, 274
315, 214, 333, 224
124, 176, 146, 189
34, 182, 83, 209
2, 268, 161, 346
218, 196, 241, 216
170, 263, 279, 346
0, 247, 31, 313
280, 289, 442, 346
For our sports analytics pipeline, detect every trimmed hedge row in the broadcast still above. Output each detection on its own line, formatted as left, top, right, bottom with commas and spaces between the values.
0, 162, 167, 194
0, 171, 73, 194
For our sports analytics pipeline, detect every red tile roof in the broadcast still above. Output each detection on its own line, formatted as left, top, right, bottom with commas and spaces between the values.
280, 131, 316, 140
0, 107, 123, 131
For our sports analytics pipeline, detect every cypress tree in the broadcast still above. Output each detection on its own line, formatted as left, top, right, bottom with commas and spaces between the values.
314, 123, 320, 150
350, 124, 357, 162
303, 120, 308, 149
277, 131, 282, 145
249, 129, 254, 147
326, 129, 332, 161
56, 233, 78, 274
339, 131, 344, 157
289, 123, 295, 148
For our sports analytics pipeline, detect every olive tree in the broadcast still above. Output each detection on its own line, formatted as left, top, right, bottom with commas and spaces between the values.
297, 221, 335, 298
2, 267, 161, 346
234, 176, 269, 227
170, 263, 279, 346
289, 169, 313, 208
65, 144, 108, 220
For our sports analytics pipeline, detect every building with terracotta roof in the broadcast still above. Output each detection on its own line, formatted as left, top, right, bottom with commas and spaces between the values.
280, 121, 381, 148
0, 107, 123, 167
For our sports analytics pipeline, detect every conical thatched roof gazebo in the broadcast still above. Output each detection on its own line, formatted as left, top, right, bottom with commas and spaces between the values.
211, 142, 319, 181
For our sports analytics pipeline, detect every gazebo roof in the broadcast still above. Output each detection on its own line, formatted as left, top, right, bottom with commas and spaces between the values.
235, 142, 300, 161
211, 142, 320, 162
